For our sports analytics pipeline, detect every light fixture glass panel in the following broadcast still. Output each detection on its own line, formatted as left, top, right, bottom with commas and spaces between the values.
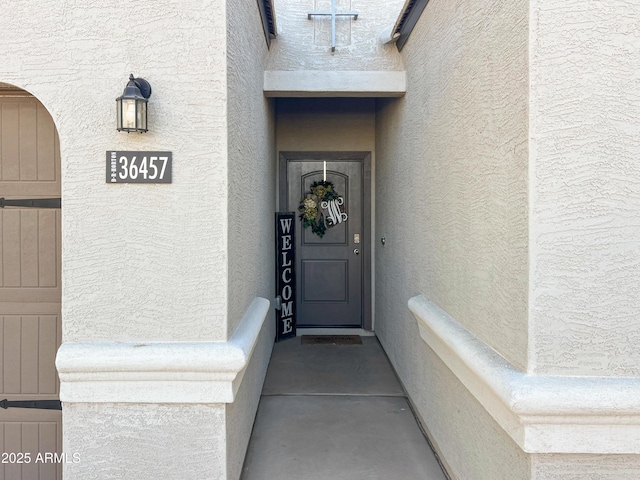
137, 101, 146, 131
123, 99, 137, 130
116, 98, 123, 130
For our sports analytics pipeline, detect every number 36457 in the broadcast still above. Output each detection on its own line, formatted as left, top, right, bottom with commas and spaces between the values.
107, 151, 172, 183
118, 155, 168, 181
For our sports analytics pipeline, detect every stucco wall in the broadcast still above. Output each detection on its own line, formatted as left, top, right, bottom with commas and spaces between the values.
0, 0, 229, 342
2, 2, 273, 479
403, 337, 530, 480
532, 454, 640, 480
374, 0, 529, 477
63, 403, 227, 480
226, 319, 274, 480
226, 0, 275, 335
267, 0, 405, 71
376, 0, 529, 368
529, 0, 640, 376
276, 98, 375, 153
225, 0, 276, 477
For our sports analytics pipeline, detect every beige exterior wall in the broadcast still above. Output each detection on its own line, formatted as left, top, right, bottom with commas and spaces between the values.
0, 1, 229, 343
374, 0, 529, 478
267, 0, 406, 71
276, 98, 375, 153
227, 0, 276, 337
63, 403, 227, 480
529, 0, 640, 376
1, 1, 271, 479
413, 347, 530, 480
225, 0, 276, 477
377, 0, 640, 478
375, 0, 529, 368
532, 454, 640, 480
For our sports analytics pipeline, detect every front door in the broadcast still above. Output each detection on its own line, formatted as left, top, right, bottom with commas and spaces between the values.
280, 152, 371, 329
0, 93, 62, 480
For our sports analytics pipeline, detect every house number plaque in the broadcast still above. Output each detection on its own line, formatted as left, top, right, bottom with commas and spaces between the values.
106, 151, 172, 183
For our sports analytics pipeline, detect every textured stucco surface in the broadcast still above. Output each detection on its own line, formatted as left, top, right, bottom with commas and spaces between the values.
532, 454, 640, 480
374, 0, 529, 478
226, 317, 274, 480
63, 403, 227, 479
225, 1, 276, 477
2, 2, 274, 480
227, 0, 276, 336
392, 335, 531, 480
0, 1, 229, 342
375, 0, 529, 369
529, 0, 640, 376
276, 97, 375, 154
267, 0, 405, 71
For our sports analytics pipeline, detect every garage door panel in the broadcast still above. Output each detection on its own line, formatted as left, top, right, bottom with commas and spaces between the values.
39, 315, 60, 395
1, 93, 62, 480
20, 210, 39, 287
36, 104, 57, 182
1, 102, 20, 181
0, 184, 60, 197
3, 316, 22, 394
0, 98, 58, 184
1, 209, 21, 287
38, 210, 59, 288
0, 419, 62, 480
0, 209, 60, 301
21, 423, 40, 480
21, 316, 39, 394
19, 102, 38, 182
1, 315, 61, 397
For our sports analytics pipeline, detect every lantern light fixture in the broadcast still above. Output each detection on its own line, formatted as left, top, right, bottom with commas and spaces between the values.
116, 74, 152, 133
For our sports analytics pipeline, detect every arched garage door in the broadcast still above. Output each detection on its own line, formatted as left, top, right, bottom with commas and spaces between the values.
0, 89, 62, 480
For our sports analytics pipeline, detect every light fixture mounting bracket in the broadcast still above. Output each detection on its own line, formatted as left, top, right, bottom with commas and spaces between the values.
132, 76, 152, 99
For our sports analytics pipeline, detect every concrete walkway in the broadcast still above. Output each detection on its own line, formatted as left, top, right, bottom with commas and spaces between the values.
241, 335, 448, 480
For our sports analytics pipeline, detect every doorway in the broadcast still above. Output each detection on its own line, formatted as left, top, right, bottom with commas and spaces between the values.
279, 151, 371, 329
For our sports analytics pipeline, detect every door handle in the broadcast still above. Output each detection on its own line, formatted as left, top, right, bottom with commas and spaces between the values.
353, 248, 360, 255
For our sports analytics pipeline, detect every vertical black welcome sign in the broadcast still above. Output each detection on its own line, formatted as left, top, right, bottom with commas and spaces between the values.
275, 212, 296, 341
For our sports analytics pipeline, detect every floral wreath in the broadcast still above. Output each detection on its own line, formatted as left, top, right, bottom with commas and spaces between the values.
298, 180, 340, 238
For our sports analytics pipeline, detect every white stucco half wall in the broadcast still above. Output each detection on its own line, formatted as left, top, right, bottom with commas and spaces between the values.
57, 297, 270, 404
410, 295, 640, 455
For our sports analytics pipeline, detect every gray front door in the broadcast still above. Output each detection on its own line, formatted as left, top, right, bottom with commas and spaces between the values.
280, 152, 371, 329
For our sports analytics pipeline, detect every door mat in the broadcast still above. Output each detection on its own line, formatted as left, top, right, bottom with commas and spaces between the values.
301, 335, 362, 345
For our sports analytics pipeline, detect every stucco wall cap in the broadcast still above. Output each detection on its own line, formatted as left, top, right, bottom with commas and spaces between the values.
56, 297, 270, 403
409, 294, 640, 454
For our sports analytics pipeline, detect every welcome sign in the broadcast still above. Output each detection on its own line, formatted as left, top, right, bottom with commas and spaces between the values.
275, 212, 296, 341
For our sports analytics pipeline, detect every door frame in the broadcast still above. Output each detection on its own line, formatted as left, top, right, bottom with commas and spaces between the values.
279, 151, 372, 330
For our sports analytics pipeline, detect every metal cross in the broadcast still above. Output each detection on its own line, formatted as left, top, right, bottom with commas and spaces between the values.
308, 0, 359, 52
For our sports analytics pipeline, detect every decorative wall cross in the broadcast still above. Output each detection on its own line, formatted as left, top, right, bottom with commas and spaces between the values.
308, 0, 359, 52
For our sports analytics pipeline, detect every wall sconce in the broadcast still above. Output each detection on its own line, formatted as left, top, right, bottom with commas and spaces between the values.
116, 74, 152, 133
